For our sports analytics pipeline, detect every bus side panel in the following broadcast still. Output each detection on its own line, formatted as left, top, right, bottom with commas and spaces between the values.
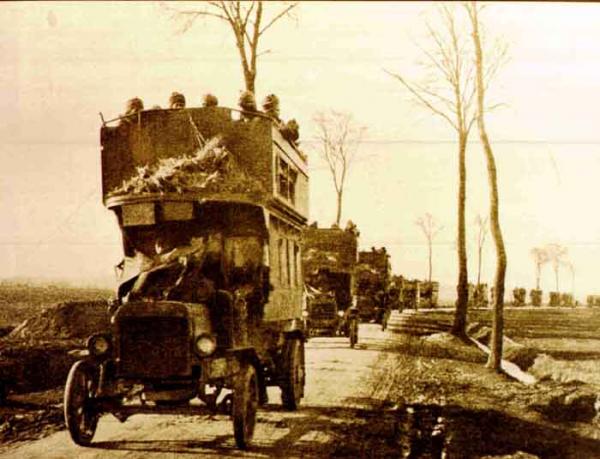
263, 217, 303, 322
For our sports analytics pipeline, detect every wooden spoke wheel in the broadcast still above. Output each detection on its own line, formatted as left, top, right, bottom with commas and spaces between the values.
232, 364, 258, 449
280, 338, 305, 411
64, 361, 100, 446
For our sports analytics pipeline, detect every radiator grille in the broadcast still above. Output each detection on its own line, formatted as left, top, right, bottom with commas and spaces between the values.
310, 303, 336, 321
118, 317, 190, 378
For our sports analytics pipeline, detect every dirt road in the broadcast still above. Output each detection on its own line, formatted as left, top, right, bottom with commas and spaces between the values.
0, 324, 400, 458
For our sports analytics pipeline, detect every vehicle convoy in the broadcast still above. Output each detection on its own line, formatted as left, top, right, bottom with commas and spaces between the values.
302, 224, 359, 347
64, 104, 308, 449
355, 247, 391, 327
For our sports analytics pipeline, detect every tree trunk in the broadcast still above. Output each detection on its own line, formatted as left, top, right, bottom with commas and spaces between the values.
571, 271, 575, 296
452, 134, 469, 337
335, 189, 343, 226
484, 137, 507, 372
555, 266, 559, 292
428, 240, 433, 283
535, 264, 540, 290
470, 2, 507, 372
477, 245, 482, 286
245, 71, 256, 94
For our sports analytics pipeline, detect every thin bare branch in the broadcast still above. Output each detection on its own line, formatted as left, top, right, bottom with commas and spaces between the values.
256, 49, 272, 58
385, 69, 459, 132
413, 81, 456, 113
416, 43, 455, 86
242, 1, 256, 29
259, 3, 298, 36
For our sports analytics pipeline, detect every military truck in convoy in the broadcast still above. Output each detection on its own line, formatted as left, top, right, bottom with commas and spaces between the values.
64, 104, 308, 449
302, 224, 359, 347
355, 247, 391, 327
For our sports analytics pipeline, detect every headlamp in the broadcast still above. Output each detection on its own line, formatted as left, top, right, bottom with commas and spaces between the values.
195, 334, 217, 356
87, 334, 111, 357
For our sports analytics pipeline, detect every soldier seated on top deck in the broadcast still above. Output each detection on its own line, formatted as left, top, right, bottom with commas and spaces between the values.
262, 94, 301, 145
202, 93, 219, 108
238, 90, 259, 121
345, 220, 360, 236
169, 91, 186, 109
262, 94, 282, 126
118, 97, 144, 126
281, 119, 300, 144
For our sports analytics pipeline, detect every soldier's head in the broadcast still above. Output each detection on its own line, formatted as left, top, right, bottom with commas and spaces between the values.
125, 97, 144, 115
282, 118, 299, 142
169, 92, 186, 109
238, 90, 257, 112
202, 93, 219, 108
262, 94, 280, 119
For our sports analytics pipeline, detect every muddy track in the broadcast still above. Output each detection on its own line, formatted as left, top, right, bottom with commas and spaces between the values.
3, 325, 600, 458
0, 325, 401, 458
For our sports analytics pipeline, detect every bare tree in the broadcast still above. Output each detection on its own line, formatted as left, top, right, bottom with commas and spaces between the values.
564, 260, 575, 298
474, 214, 489, 287
466, 1, 508, 372
385, 5, 477, 337
416, 213, 444, 283
530, 246, 549, 290
545, 243, 569, 292
313, 110, 365, 226
168, 1, 297, 94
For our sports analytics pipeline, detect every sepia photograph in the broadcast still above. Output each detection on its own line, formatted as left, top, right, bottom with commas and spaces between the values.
1, 1, 599, 457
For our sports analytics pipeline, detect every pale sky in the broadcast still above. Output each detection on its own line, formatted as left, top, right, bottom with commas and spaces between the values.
2, 2, 600, 300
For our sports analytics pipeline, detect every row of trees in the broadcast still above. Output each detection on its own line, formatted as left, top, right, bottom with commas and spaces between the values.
415, 213, 488, 290
171, 1, 507, 371
418, 215, 575, 300
531, 244, 574, 293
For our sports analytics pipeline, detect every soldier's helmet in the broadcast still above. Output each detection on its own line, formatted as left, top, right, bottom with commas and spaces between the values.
262, 94, 280, 117
202, 93, 219, 108
169, 92, 186, 109
125, 97, 144, 114
282, 119, 300, 142
238, 90, 257, 112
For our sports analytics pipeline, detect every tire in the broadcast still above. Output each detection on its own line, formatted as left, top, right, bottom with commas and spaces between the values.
349, 319, 358, 348
64, 361, 100, 447
233, 364, 258, 450
280, 338, 305, 411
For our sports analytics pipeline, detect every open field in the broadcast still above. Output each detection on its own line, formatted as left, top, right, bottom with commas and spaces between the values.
0, 282, 113, 329
392, 306, 600, 391
394, 306, 600, 340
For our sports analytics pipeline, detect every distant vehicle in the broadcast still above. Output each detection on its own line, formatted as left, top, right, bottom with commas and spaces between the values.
387, 275, 403, 311
355, 247, 391, 327
302, 225, 359, 347
64, 105, 308, 449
